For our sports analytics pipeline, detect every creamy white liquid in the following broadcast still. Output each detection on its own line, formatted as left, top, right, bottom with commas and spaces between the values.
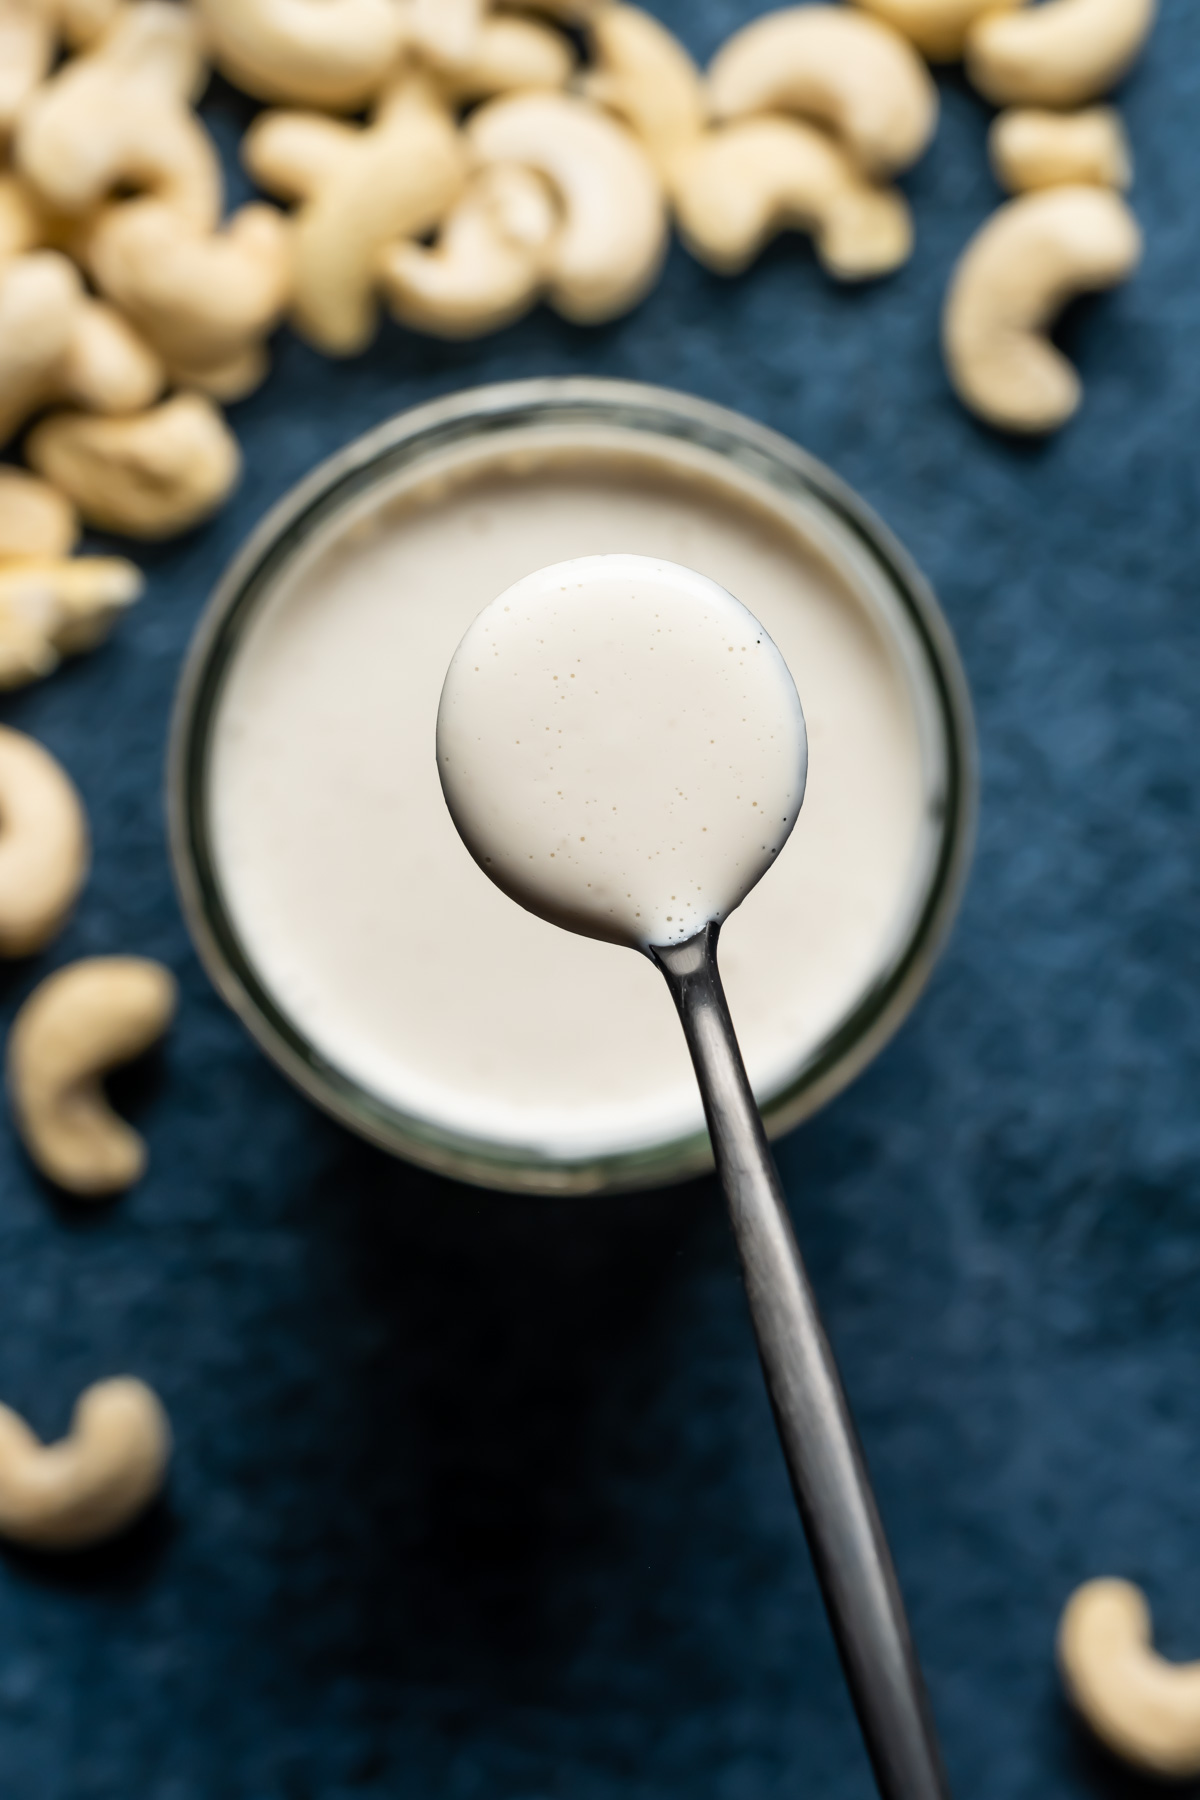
437, 555, 808, 948
210, 437, 931, 1160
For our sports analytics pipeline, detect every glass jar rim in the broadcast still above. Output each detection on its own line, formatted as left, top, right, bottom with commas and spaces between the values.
168, 377, 978, 1195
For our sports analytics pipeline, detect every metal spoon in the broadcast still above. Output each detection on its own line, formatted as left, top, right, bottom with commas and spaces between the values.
436, 553, 950, 1798
651, 920, 950, 1800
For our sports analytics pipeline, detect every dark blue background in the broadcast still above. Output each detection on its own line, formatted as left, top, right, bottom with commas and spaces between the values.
1, 5, 1196, 1795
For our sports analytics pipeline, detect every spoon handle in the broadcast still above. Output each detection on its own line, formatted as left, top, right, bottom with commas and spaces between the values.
652, 924, 950, 1800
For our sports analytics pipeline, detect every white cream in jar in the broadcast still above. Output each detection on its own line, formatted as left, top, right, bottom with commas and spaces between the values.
208, 435, 931, 1163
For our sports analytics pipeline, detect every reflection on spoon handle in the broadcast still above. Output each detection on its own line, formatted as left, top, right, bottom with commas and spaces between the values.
651, 923, 950, 1800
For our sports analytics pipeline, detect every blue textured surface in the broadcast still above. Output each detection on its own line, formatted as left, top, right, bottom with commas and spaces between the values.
1, 5, 1198, 1796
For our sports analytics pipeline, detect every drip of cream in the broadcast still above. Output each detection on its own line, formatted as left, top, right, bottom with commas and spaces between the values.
436, 555, 809, 950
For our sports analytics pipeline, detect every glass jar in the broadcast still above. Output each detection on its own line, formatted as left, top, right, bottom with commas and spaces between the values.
169, 378, 977, 1194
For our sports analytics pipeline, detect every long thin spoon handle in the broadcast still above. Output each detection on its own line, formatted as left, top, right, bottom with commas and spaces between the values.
652, 923, 950, 1800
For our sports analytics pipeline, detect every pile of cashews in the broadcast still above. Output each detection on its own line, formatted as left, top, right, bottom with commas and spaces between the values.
0, 0, 1156, 648
0, 718, 176, 1551
0, 0, 1160, 1573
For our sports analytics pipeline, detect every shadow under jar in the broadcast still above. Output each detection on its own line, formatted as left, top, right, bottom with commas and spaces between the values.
169, 379, 977, 1195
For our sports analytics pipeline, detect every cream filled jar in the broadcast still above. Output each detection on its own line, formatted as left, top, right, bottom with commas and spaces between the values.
169, 380, 976, 1194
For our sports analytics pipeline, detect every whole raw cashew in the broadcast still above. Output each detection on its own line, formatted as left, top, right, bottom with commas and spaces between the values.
965, 0, 1158, 108
0, 556, 142, 685
672, 116, 913, 282
88, 199, 293, 401
990, 107, 1132, 193
15, 1, 221, 226
0, 1378, 170, 1550
381, 163, 559, 338
579, 5, 706, 172
707, 6, 938, 179
0, 467, 77, 559
942, 184, 1141, 432
846, 0, 1023, 64
466, 91, 668, 324
1059, 1579, 1200, 1779
8, 955, 177, 1195
436, 14, 575, 103
0, 250, 165, 449
26, 393, 241, 539
194, 0, 406, 110
0, 726, 87, 955
243, 76, 465, 356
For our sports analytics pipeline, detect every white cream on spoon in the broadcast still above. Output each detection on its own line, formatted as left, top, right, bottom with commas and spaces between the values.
437, 554, 808, 949
437, 552, 949, 1800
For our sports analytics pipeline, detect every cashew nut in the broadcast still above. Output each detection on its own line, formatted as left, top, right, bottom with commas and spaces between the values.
579, 5, 706, 172
0, 250, 165, 449
243, 76, 464, 356
0, 726, 87, 955
990, 106, 1132, 193
381, 163, 559, 337
0, 170, 43, 260
846, 0, 1023, 64
707, 7, 938, 179
0, 556, 142, 684
0, 1378, 170, 1549
88, 198, 292, 401
194, 0, 406, 110
0, 467, 77, 559
15, 2, 221, 226
1059, 1579, 1200, 1779
26, 392, 241, 538
0, 480, 133, 683
672, 116, 913, 281
407, 0, 485, 72
965, 0, 1158, 108
943, 184, 1141, 432
436, 13, 575, 103
8, 955, 177, 1194
465, 90, 667, 323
